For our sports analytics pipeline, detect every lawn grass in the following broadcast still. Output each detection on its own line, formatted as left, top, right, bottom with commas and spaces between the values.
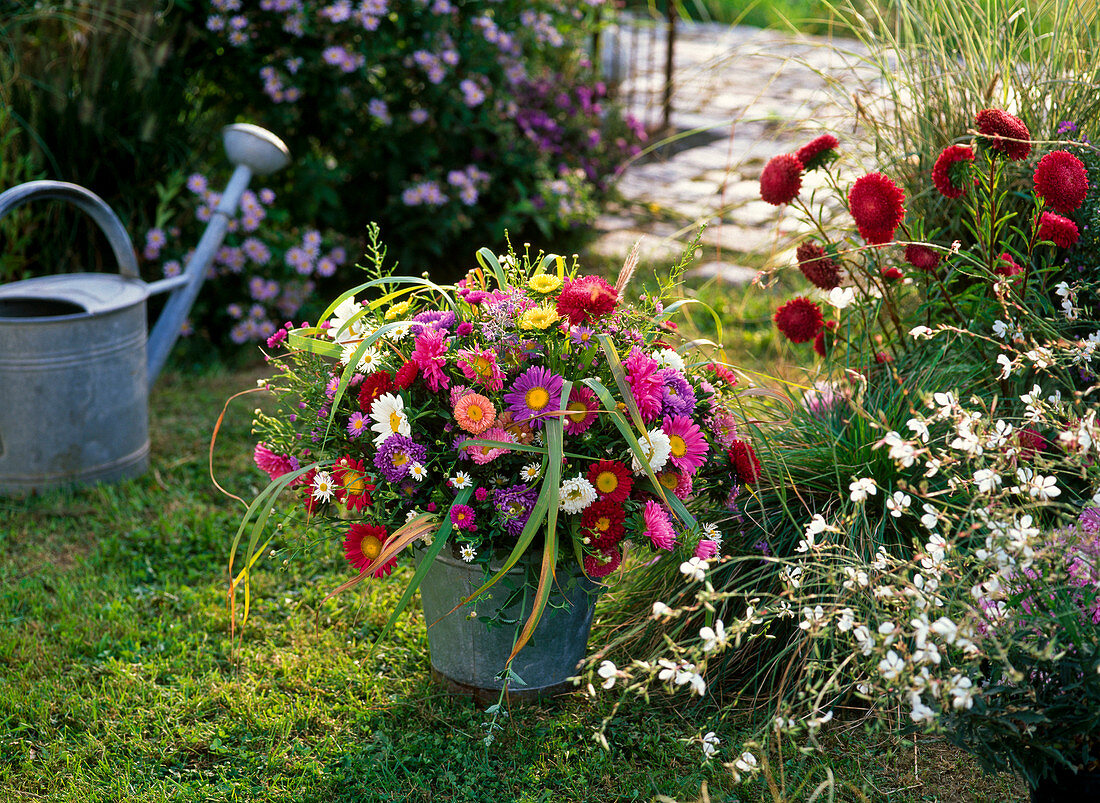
0, 366, 1026, 801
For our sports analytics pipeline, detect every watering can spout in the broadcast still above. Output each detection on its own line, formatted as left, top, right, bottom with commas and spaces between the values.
145, 124, 291, 388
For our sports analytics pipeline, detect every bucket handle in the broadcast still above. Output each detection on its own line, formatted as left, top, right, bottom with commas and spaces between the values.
0, 181, 140, 278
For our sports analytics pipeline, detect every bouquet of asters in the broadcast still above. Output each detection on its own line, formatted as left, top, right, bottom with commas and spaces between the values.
232, 228, 760, 661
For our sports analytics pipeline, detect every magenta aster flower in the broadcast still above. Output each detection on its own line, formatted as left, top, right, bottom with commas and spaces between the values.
503, 366, 563, 430
346, 412, 369, 439
456, 346, 504, 390
622, 347, 664, 423
563, 385, 599, 436
642, 500, 676, 551
411, 328, 450, 392
450, 503, 477, 531
253, 442, 298, 480
662, 415, 710, 474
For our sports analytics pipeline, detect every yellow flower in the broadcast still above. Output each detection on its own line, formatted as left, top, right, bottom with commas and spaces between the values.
527, 273, 563, 294
384, 301, 411, 321
519, 305, 560, 330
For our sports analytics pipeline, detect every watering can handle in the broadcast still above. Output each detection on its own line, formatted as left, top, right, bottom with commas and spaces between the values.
0, 181, 140, 278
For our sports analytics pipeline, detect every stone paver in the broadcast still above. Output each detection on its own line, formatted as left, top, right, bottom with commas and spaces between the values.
592, 19, 876, 283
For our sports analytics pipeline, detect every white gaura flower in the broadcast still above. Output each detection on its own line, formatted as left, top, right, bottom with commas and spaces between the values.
849, 477, 877, 503
370, 392, 410, 445
1028, 473, 1060, 501
701, 731, 720, 760
920, 503, 940, 531
973, 468, 1001, 494
836, 608, 856, 632
852, 625, 874, 656
878, 650, 905, 681
949, 675, 975, 710
558, 476, 597, 513
680, 557, 709, 582
886, 490, 911, 518
652, 601, 673, 618
799, 606, 826, 631
631, 428, 672, 475
657, 659, 678, 682
909, 325, 934, 340
907, 417, 930, 443
733, 751, 758, 775
597, 660, 619, 690
992, 319, 1009, 339
828, 286, 856, 309
700, 620, 728, 652
651, 347, 686, 373
909, 692, 936, 724
996, 353, 1013, 379
674, 664, 706, 696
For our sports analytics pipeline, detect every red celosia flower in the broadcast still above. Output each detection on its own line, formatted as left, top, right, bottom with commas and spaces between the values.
555, 275, 618, 325
995, 252, 1024, 277
796, 242, 842, 290
583, 546, 622, 579
1033, 150, 1089, 214
344, 523, 397, 578
931, 144, 975, 198
904, 244, 940, 273
975, 108, 1031, 160
773, 297, 824, 343
848, 173, 905, 244
581, 499, 626, 550
358, 370, 394, 412
1037, 211, 1080, 248
587, 459, 633, 503
759, 153, 804, 205
795, 134, 839, 170
728, 439, 761, 486
394, 360, 418, 389
881, 266, 904, 282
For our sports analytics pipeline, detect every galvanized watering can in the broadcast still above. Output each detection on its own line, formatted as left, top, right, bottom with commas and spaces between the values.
0, 124, 290, 495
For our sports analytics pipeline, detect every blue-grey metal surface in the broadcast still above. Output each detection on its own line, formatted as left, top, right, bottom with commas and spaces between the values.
419, 547, 598, 694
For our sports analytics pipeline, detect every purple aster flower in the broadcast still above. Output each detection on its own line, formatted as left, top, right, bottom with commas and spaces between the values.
657, 368, 696, 417
502, 366, 563, 430
347, 412, 368, 439
1081, 507, 1100, 535
373, 435, 427, 482
492, 484, 539, 536
409, 310, 457, 336
570, 325, 595, 348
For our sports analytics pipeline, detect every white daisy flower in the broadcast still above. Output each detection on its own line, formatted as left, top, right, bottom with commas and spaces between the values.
409, 462, 428, 482
459, 544, 476, 562
328, 298, 366, 345
631, 428, 672, 475
451, 470, 473, 489
369, 392, 411, 445
559, 476, 596, 513
311, 470, 336, 502
385, 322, 411, 341
520, 462, 542, 482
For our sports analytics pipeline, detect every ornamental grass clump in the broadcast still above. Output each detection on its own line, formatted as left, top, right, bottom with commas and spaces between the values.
231, 225, 763, 668
580, 110, 1100, 794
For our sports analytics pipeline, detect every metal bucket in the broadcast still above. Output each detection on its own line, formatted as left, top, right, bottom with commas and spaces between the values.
0, 274, 151, 492
0, 124, 290, 495
419, 546, 599, 703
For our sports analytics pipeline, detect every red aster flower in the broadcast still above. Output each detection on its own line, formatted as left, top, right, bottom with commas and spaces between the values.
796, 242, 842, 290
931, 144, 975, 198
813, 320, 837, 358
344, 523, 397, 578
848, 173, 905, 244
1033, 149, 1089, 214
333, 456, 375, 512
394, 360, 418, 389
728, 439, 761, 486
587, 459, 633, 503
995, 252, 1024, 277
881, 266, 904, 282
773, 297, 824, 343
904, 244, 940, 272
555, 275, 618, 326
707, 362, 738, 387
795, 134, 839, 170
581, 499, 626, 550
759, 153, 804, 205
1037, 211, 1080, 248
975, 108, 1031, 160
357, 370, 394, 412
583, 546, 622, 579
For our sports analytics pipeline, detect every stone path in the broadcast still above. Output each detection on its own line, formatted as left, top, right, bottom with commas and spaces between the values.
590, 19, 879, 284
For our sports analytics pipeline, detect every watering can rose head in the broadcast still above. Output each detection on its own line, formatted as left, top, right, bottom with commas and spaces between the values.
235, 238, 761, 648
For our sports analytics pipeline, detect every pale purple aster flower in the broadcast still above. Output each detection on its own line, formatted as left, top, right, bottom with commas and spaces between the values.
1081, 507, 1100, 535
320, 0, 352, 21
316, 257, 336, 277
347, 412, 368, 439
285, 246, 313, 275
368, 98, 391, 125
206, 15, 226, 32
460, 79, 486, 107
242, 237, 272, 265
492, 484, 539, 536
162, 260, 181, 278
373, 434, 427, 482
410, 108, 429, 124
186, 174, 208, 194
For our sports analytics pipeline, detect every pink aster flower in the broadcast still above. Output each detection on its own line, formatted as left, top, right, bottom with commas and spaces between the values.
622, 347, 664, 423
695, 539, 719, 560
346, 412, 369, 439
469, 426, 513, 465
643, 500, 676, 551
662, 415, 709, 475
411, 328, 450, 392
456, 346, 504, 390
253, 442, 297, 480
503, 366, 564, 431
